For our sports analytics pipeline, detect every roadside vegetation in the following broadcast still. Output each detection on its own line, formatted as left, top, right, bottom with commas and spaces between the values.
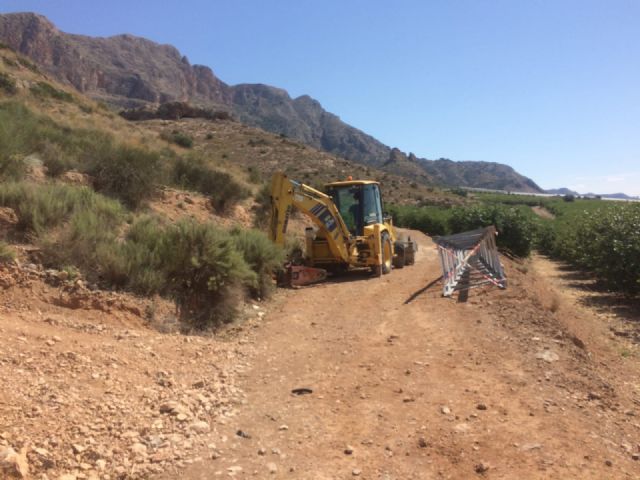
391, 193, 640, 296
0, 97, 281, 328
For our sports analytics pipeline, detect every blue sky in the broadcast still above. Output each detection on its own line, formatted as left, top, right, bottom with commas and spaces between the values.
2, 0, 639, 195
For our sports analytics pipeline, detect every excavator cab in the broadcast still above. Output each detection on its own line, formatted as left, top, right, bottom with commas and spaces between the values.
325, 181, 384, 236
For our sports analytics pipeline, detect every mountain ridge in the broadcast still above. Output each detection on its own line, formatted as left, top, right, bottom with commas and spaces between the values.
0, 11, 542, 193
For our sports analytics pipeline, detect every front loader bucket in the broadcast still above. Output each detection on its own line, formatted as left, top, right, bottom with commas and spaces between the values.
290, 265, 327, 287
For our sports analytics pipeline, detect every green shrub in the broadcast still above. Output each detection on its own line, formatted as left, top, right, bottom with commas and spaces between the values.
160, 220, 255, 327
0, 182, 123, 235
173, 156, 249, 212
50, 213, 274, 327
450, 187, 468, 198
0, 153, 25, 181
449, 205, 536, 257
247, 166, 262, 184
41, 141, 72, 177
387, 204, 452, 236
252, 183, 272, 228
0, 101, 112, 179
231, 227, 284, 298
30, 81, 73, 102
0, 72, 17, 95
161, 130, 193, 148
85, 142, 162, 208
568, 205, 639, 293
0, 241, 15, 263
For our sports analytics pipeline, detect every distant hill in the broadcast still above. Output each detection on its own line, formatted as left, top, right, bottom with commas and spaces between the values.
544, 188, 579, 196
0, 12, 542, 193
546, 188, 639, 200
584, 192, 640, 200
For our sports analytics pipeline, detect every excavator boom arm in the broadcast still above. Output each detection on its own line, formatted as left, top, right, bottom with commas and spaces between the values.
269, 172, 352, 263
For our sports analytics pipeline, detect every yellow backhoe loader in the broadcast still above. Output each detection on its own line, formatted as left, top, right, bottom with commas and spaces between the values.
269, 172, 416, 286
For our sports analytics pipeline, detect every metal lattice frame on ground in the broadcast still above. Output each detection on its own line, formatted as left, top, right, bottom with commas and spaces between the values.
434, 226, 507, 297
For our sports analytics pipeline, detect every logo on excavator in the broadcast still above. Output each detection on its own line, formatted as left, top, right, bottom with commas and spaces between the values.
310, 204, 337, 232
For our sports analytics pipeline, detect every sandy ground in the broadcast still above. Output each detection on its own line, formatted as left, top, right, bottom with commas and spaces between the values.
1, 231, 639, 479
157, 232, 640, 479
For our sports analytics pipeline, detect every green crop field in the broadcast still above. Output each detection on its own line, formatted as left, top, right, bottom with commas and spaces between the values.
391, 192, 640, 295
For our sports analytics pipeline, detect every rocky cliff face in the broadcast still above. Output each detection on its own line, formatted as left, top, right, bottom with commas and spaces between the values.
0, 12, 231, 108
231, 85, 391, 166
0, 12, 542, 192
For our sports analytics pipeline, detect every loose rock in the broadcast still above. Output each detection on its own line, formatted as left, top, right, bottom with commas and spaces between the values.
0, 447, 29, 479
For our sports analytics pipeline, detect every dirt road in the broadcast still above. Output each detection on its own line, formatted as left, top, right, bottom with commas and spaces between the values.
162, 232, 640, 479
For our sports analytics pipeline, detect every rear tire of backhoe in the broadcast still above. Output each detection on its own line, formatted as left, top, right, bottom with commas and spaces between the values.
371, 231, 393, 277
381, 231, 393, 275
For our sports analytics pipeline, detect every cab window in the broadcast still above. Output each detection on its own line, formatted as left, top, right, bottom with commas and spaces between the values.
362, 184, 383, 225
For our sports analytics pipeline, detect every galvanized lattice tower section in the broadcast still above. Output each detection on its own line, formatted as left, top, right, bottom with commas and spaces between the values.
434, 226, 507, 297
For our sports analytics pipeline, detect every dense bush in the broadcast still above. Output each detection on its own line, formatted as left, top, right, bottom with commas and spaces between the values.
388, 204, 452, 236
0, 241, 15, 263
85, 142, 163, 208
161, 130, 194, 148
160, 221, 257, 327
0, 101, 166, 203
40, 141, 72, 177
0, 102, 111, 178
389, 203, 536, 257
0, 182, 123, 235
449, 205, 536, 257
44, 207, 282, 327
231, 227, 284, 298
173, 156, 249, 212
540, 204, 640, 294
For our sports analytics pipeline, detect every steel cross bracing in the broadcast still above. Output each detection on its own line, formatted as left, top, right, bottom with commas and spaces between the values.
434, 226, 507, 297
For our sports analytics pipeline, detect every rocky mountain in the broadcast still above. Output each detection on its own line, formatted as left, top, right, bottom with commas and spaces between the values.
0, 12, 230, 108
0, 12, 542, 192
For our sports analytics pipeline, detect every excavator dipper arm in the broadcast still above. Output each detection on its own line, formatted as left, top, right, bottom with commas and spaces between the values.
269, 172, 352, 265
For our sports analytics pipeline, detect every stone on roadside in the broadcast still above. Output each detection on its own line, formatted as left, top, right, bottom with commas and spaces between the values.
189, 421, 210, 434
131, 443, 148, 457
535, 350, 559, 363
71, 444, 86, 454
266, 462, 278, 474
0, 447, 29, 479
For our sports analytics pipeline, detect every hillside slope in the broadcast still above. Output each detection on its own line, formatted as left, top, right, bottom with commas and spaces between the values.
0, 12, 542, 193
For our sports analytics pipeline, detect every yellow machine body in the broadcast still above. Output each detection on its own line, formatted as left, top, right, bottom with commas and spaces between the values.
269, 172, 415, 279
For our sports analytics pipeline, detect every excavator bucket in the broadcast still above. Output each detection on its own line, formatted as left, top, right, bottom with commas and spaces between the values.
289, 265, 327, 287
